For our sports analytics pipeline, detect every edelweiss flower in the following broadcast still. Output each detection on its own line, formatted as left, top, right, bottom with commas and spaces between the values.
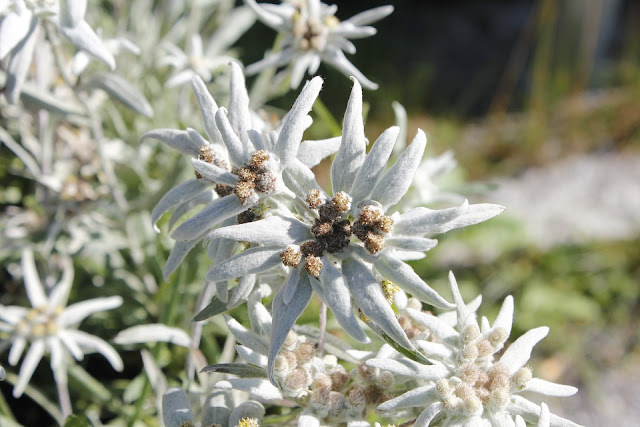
159, 34, 235, 88
0, 249, 123, 398
245, 0, 393, 89
0, 0, 115, 102
143, 63, 337, 280
207, 291, 393, 427
205, 79, 504, 381
367, 272, 581, 427
162, 388, 265, 427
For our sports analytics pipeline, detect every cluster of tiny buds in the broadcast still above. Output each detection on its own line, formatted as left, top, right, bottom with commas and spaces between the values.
195, 146, 233, 199
398, 298, 435, 340
437, 360, 533, 416
273, 331, 316, 397
352, 205, 393, 255
460, 324, 508, 363
279, 190, 354, 277
233, 150, 276, 204
15, 306, 63, 338
292, 10, 330, 51
353, 363, 394, 407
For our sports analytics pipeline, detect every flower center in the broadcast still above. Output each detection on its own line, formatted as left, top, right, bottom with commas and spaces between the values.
280, 190, 353, 277
17, 306, 62, 338
233, 150, 277, 205
292, 12, 329, 51
352, 205, 394, 255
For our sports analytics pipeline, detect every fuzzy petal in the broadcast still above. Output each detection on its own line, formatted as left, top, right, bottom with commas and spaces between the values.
141, 129, 203, 157
208, 215, 310, 247
215, 378, 283, 400
342, 258, 412, 350
376, 255, 453, 309
500, 327, 549, 375
171, 195, 246, 242
0, 10, 32, 60
216, 107, 249, 166
282, 158, 323, 199
322, 48, 378, 90
228, 274, 257, 308
370, 129, 426, 209
228, 401, 265, 426
275, 76, 323, 168
509, 395, 582, 427
346, 5, 394, 26
524, 378, 578, 397
318, 257, 369, 343
224, 315, 269, 354
377, 384, 437, 411
448, 271, 478, 331
191, 158, 239, 186
64, 330, 123, 371
13, 339, 45, 397
267, 274, 313, 384
366, 357, 448, 380
191, 75, 221, 143
385, 235, 438, 253
331, 78, 366, 194
163, 236, 206, 280
21, 248, 46, 308
162, 388, 194, 427
5, 19, 38, 103
236, 345, 268, 369
114, 324, 191, 347
414, 402, 445, 427
228, 62, 252, 151
61, 21, 115, 70
59, 296, 122, 327
349, 126, 399, 202
206, 246, 282, 282
297, 136, 341, 168
406, 308, 457, 343
492, 295, 514, 340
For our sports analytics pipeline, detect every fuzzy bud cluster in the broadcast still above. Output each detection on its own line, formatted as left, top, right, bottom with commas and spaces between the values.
195, 146, 232, 199
233, 150, 277, 204
352, 205, 394, 255
285, 190, 354, 277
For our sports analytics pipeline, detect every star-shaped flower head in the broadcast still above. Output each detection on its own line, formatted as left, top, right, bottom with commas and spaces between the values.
162, 388, 265, 427
0, 249, 123, 398
367, 272, 582, 427
157, 5, 257, 87
142, 63, 334, 280
245, 0, 393, 89
206, 79, 504, 383
0, 0, 115, 102
205, 288, 395, 426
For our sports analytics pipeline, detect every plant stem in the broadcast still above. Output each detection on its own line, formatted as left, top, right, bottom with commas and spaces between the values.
318, 302, 327, 356
56, 379, 72, 420
313, 98, 342, 137
128, 269, 185, 426
0, 389, 17, 422
4, 372, 64, 425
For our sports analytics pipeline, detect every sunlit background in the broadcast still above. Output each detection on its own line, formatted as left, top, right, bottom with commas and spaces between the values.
2, 0, 639, 425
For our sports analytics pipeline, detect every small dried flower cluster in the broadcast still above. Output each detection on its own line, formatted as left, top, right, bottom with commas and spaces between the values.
0, 0, 585, 424
352, 204, 394, 254
233, 150, 277, 204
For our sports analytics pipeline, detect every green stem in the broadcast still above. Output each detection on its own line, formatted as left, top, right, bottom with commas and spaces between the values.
0, 388, 16, 422
128, 269, 185, 426
313, 97, 342, 137
4, 372, 64, 425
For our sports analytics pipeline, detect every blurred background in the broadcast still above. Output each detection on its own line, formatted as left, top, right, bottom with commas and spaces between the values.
306, 0, 639, 424
2, 0, 639, 424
